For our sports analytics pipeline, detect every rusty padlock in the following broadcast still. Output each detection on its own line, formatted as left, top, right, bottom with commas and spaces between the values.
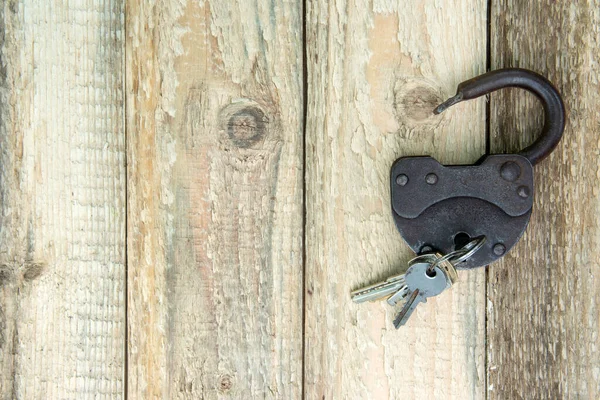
390, 69, 566, 269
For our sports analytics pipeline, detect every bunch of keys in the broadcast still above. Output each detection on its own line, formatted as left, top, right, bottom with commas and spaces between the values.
351, 237, 485, 328
352, 69, 565, 328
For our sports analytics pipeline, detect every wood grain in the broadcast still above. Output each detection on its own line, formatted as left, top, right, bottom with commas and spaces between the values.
304, 1, 488, 398
488, 1, 600, 398
0, 1, 596, 397
0, 1, 125, 398
126, 1, 304, 398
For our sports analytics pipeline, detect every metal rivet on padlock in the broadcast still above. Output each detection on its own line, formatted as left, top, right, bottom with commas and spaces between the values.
390, 68, 566, 269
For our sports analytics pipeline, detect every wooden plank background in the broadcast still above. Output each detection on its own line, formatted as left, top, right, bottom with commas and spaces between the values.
126, 0, 304, 398
0, 1, 125, 399
487, 1, 600, 398
304, 0, 488, 398
0, 0, 598, 399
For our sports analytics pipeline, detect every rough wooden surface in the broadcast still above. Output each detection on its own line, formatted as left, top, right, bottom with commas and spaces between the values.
487, 1, 600, 398
0, 1, 125, 399
304, 1, 488, 398
1, 1, 599, 398
126, 0, 304, 398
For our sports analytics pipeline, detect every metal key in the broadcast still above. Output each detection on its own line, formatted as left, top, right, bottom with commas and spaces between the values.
350, 273, 406, 303
351, 237, 484, 329
351, 253, 442, 305
386, 254, 443, 306
393, 259, 455, 328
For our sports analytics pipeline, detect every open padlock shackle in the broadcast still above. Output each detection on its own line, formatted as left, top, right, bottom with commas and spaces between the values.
434, 68, 566, 166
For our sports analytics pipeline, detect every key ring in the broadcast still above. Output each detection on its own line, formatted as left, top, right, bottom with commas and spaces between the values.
449, 236, 487, 264
427, 236, 487, 272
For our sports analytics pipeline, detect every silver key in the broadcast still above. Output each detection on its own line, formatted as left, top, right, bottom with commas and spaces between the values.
350, 273, 406, 303
351, 253, 446, 304
386, 285, 410, 306
386, 254, 441, 305
393, 260, 454, 328
351, 237, 485, 329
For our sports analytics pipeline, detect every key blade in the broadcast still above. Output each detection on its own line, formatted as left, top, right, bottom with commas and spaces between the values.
386, 286, 409, 306
393, 289, 424, 328
351, 275, 406, 303
351, 281, 405, 303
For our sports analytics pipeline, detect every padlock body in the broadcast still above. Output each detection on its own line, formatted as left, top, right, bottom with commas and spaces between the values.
390, 154, 534, 269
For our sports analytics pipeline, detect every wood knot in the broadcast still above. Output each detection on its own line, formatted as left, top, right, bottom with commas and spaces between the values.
0, 261, 46, 286
22, 262, 46, 281
401, 87, 440, 121
0, 265, 12, 286
393, 77, 445, 130
217, 374, 233, 393
228, 107, 267, 147
220, 101, 269, 148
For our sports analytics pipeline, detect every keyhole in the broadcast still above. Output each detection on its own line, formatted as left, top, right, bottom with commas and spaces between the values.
454, 232, 471, 250
426, 268, 437, 278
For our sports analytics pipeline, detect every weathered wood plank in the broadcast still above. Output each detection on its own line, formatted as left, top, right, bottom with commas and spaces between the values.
488, 1, 600, 398
0, 1, 125, 398
126, 1, 304, 398
305, 1, 487, 398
